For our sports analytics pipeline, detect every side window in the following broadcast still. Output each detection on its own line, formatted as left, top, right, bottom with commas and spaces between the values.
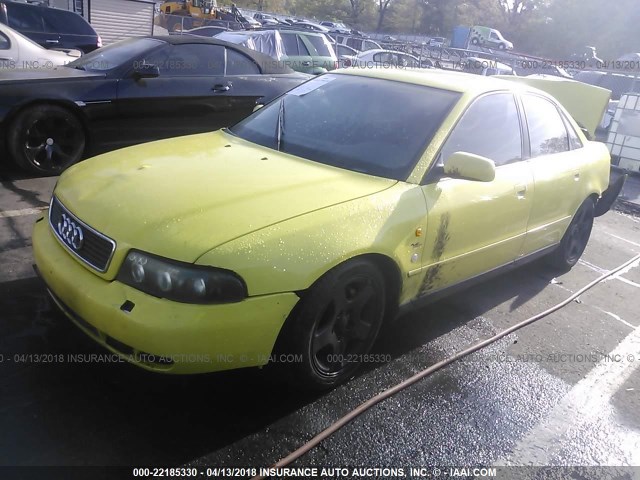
0, 32, 9, 50
42, 9, 95, 35
144, 44, 224, 76
522, 94, 569, 157
7, 5, 45, 32
296, 35, 310, 55
305, 34, 331, 56
561, 114, 583, 150
440, 93, 523, 167
226, 48, 260, 75
281, 33, 299, 55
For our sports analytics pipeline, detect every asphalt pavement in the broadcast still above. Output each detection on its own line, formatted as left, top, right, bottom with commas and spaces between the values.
1, 164, 639, 479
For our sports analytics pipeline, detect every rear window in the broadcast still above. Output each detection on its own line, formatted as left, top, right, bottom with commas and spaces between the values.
230, 74, 461, 181
42, 8, 96, 36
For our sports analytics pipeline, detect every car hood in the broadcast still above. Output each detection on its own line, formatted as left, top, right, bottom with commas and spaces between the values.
55, 130, 396, 270
0, 66, 104, 83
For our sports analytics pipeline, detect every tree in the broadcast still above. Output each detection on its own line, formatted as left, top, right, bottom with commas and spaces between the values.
377, 0, 394, 31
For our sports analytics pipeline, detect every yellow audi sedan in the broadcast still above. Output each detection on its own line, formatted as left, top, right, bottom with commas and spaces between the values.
33, 69, 619, 389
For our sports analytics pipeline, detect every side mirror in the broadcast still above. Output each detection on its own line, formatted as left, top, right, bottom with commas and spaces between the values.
253, 104, 264, 113
132, 64, 160, 79
443, 151, 496, 182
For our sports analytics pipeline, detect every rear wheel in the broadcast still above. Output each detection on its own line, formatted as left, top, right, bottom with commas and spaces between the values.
546, 198, 595, 270
275, 259, 386, 390
8, 104, 85, 176
471, 37, 480, 45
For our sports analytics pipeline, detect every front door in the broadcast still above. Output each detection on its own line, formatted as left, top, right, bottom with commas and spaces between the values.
115, 43, 236, 146
416, 92, 533, 298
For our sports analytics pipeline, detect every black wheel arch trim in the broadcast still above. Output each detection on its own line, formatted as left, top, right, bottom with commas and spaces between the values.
595, 165, 627, 217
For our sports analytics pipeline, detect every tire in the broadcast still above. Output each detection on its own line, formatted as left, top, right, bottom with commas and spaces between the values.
274, 259, 386, 390
8, 104, 85, 176
471, 37, 480, 45
546, 198, 595, 270
498, 43, 506, 50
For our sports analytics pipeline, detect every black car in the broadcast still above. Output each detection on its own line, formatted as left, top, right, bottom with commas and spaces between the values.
0, 36, 310, 175
0, 1, 100, 53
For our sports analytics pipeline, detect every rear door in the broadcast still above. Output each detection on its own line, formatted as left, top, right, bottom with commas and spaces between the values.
299, 33, 336, 71
5, 3, 56, 49
280, 31, 313, 73
418, 92, 534, 297
41, 8, 98, 53
520, 93, 586, 254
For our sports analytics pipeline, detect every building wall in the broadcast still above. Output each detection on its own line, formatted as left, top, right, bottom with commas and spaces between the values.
89, 0, 154, 45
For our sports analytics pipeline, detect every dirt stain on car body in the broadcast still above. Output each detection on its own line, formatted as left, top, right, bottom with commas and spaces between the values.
419, 212, 451, 295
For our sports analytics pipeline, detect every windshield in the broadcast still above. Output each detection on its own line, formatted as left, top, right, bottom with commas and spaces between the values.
67, 37, 164, 72
230, 74, 460, 181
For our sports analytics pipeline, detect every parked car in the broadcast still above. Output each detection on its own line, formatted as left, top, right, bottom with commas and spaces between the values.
249, 28, 337, 74
469, 25, 513, 50
216, 29, 285, 62
329, 33, 381, 52
319, 21, 350, 35
0, 1, 101, 53
291, 20, 330, 33
0, 35, 309, 175
32, 70, 619, 389
350, 49, 428, 68
253, 12, 278, 25
428, 36, 445, 48
0, 22, 81, 70
335, 43, 358, 68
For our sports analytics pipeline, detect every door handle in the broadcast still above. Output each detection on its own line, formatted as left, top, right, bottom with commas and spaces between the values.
46, 39, 60, 44
515, 184, 527, 199
574, 172, 580, 182
301, 61, 312, 66
212, 83, 231, 92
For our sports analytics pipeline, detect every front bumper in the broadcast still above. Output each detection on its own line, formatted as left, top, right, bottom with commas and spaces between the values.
33, 218, 299, 374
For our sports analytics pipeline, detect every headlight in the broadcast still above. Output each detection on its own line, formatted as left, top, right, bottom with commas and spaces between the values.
117, 250, 247, 304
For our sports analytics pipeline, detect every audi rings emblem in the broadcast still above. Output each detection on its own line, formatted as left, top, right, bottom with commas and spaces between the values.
57, 213, 84, 251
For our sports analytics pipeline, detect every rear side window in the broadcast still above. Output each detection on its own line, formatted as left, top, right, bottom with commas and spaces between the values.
305, 34, 332, 56
440, 93, 523, 167
522, 94, 569, 157
0, 32, 9, 49
281, 33, 304, 55
226, 48, 260, 74
42, 8, 96, 36
7, 4, 44, 32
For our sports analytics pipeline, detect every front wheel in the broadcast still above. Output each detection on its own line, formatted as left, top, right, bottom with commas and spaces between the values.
275, 259, 386, 390
8, 104, 85, 176
546, 198, 595, 270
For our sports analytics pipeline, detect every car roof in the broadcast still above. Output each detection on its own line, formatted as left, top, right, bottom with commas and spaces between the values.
334, 68, 526, 96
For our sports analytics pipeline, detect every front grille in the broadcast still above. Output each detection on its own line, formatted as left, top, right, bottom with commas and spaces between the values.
49, 196, 116, 272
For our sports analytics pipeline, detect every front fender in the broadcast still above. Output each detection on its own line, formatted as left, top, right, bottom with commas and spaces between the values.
196, 183, 426, 299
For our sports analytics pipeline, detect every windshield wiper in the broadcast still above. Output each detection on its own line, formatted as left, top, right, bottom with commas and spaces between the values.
275, 97, 285, 151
